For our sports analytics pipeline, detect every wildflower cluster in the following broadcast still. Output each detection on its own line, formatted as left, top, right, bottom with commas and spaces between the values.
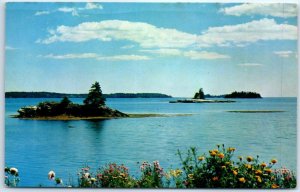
176, 145, 296, 188
48, 170, 63, 186
77, 163, 137, 188
6, 145, 296, 188
138, 161, 166, 188
5, 167, 20, 187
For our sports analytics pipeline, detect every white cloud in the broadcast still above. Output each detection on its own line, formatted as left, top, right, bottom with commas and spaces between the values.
58, 7, 79, 16
97, 55, 150, 61
238, 63, 262, 67
40, 53, 150, 61
220, 3, 297, 18
38, 20, 198, 48
183, 50, 230, 60
140, 49, 230, 60
38, 19, 297, 49
35, 11, 51, 16
198, 18, 297, 47
274, 51, 293, 58
81, 3, 103, 10
42, 53, 99, 59
5, 46, 17, 50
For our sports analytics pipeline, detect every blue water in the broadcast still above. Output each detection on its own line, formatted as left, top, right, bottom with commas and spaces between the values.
5, 98, 297, 187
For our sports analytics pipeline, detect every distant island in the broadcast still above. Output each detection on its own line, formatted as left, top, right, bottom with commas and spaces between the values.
170, 88, 235, 103
5, 92, 172, 98
224, 91, 262, 98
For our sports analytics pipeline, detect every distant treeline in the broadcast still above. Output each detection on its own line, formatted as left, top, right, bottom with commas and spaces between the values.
224, 91, 262, 98
5, 92, 172, 98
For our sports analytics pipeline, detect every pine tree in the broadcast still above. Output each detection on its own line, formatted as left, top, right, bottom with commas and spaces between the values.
83, 82, 106, 106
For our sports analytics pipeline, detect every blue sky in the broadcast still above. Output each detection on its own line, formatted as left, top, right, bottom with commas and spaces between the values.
5, 3, 298, 97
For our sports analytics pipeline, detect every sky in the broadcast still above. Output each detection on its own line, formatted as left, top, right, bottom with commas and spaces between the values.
5, 2, 298, 97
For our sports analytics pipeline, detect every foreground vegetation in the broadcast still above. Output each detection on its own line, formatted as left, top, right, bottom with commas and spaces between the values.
5, 145, 296, 188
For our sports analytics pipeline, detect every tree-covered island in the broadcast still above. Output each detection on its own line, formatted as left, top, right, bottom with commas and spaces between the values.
170, 88, 235, 103
224, 91, 262, 98
16, 82, 129, 120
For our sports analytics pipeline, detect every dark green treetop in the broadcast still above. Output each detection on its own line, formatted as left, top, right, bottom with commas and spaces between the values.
83, 82, 106, 106
193, 88, 205, 99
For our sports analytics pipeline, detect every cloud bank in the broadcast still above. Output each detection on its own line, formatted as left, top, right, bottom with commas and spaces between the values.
37, 19, 297, 49
220, 3, 297, 18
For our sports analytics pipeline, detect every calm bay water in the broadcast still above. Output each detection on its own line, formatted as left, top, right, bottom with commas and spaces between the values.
5, 97, 297, 187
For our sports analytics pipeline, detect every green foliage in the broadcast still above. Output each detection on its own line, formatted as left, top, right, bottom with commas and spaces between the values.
176, 145, 296, 188
5, 166, 20, 187
77, 164, 137, 188
83, 82, 106, 106
138, 161, 165, 188
11, 146, 297, 188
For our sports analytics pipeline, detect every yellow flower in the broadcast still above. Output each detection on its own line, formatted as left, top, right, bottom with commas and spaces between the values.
91, 178, 97, 183
210, 151, 217, 157
218, 153, 225, 159
198, 156, 205, 161
225, 162, 231, 166
245, 164, 252, 169
238, 177, 246, 183
227, 147, 236, 152
271, 184, 279, 189
221, 166, 226, 169
120, 173, 126, 177
170, 169, 182, 177
255, 176, 262, 183
246, 156, 253, 162
271, 159, 277, 164
232, 170, 238, 176
238, 156, 243, 161
212, 149, 219, 153
255, 170, 262, 175
265, 169, 272, 174
212, 176, 219, 181
261, 162, 267, 167
188, 174, 194, 180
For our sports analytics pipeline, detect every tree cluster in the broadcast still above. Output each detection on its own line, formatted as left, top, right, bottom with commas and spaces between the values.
224, 91, 262, 98
17, 82, 128, 118
193, 88, 205, 99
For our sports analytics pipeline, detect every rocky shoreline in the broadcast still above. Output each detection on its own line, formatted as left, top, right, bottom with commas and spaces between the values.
170, 99, 235, 103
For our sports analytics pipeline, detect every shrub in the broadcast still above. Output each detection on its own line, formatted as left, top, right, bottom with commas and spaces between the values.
5, 166, 20, 187
177, 145, 297, 188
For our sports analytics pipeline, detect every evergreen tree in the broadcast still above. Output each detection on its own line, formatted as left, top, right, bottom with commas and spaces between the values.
84, 82, 106, 106
199, 88, 205, 99
60, 96, 71, 108
193, 88, 205, 99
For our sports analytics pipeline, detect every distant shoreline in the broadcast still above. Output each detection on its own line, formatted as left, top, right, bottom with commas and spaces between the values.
5, 92, 172, 98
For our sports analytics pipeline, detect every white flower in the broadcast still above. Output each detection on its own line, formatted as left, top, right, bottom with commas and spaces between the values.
10, 168, 18, 175
48, 170, 55, 180
84, 172, 90, 178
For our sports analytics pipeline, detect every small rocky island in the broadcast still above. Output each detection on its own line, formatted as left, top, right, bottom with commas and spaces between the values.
170, 88, 235, 103
15, 82, 128, 120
